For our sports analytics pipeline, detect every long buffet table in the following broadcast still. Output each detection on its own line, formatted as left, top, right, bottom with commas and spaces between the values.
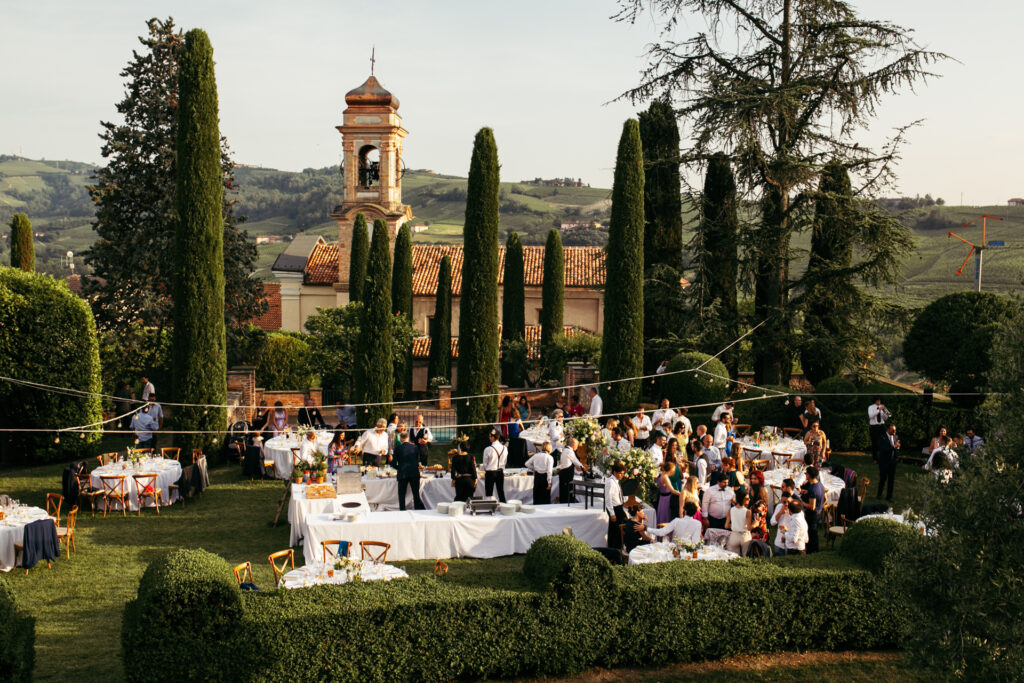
362, 468, 571, 511
302, 503, 608, 563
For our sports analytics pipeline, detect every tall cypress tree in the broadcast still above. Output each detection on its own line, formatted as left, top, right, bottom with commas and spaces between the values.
427, 254, 452, 384
391, 223, 413, 392
502, 232, 526, 386
540, 228, 565, 379
172, 29, 226, 453
456, 128, 500, 444
691, 153, 739, 375
638, 100, 682, 270
348, 212, 369, 303
600, 119, 645, 413
8, 214, 34, 272
356, 218, 393, 426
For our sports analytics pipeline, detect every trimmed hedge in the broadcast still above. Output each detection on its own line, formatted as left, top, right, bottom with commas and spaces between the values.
0, 576, 34, 680
661, 351, 730, 407
125, 540, 902, 682
840, 517, 922, 573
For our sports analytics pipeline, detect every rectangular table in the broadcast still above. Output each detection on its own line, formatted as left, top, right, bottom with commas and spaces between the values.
287, 487, 371, 546
303, 503, 608, 564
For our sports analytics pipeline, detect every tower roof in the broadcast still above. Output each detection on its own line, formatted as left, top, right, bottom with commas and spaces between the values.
344, 75, 399, 110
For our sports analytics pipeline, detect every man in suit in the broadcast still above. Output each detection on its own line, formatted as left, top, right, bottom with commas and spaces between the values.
297, 399, 327, 429
393, 427, 424, 510
877, 423, 901, 502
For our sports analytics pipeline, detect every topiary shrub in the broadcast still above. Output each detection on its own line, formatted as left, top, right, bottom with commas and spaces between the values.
0, 575, 35, 681
738, 385, 791, 429
839, 518, 921, 573
256, 332, 315, 391
122, 548, 243, 682
813, 376, 858, 414
523, 534, 613, 597
660, 351, 730, 408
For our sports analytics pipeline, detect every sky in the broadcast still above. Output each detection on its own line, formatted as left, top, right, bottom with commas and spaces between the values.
2, 0, 1021, 205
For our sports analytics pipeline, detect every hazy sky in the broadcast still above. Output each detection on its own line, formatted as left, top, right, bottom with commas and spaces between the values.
2, 0, 1020, 204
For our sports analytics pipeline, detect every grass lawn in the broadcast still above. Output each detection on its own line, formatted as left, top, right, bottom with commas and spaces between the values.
0, 451, 929, 681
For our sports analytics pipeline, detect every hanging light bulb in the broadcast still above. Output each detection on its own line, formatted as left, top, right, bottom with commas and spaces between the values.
80, 432, 85, 439
203, 409, 208, 415
784, 399, 790, 405
693, 373, 699, 378
134, 438, 140, 445
54, 436, 60, 444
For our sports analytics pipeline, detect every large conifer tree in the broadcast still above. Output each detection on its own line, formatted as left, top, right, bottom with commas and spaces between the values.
172, 29, 226, 453
348, 212, 369, 303
356, 219, 393, 426
540, 228, 565, 379
502, 232, 526, 386
601, 120, 645, 413
8, 214, 34, 272
391, 223, 413, 392
427, 254, 452, 384
456, 128, 500, 443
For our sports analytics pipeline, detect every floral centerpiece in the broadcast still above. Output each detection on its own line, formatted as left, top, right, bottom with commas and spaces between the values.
127, 446, 141, 468
564, 417, 607, 463
593, 446, 658, 503
296, 424, 311, 440
333, 555, 363, 582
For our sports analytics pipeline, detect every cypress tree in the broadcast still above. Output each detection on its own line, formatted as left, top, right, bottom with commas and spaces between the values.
540, 228, 564, 379
172, 29, 226, 453
427, 254, 452, 384
502, 232, 526, 386
348, 212, 369, 303
692, 153, 739, 375
600, 119, 645, 413
391, 223, 413, 392
456, 128, 500, 444
638, 100, 682, 270
8, 214, 34, 272
356, 218, 393, 427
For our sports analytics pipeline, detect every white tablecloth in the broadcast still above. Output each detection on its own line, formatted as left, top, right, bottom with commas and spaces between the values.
629, 541, 739, 565
280, 560, 407, 588
362, 469, 544, 511
303, 503, 607, 563
763, 470, 845, 507
264, 432, 332, 479
0, 506, 50, 570
740, 436, 807, 468
91, 458, 182, 511
287, 486, 371, 546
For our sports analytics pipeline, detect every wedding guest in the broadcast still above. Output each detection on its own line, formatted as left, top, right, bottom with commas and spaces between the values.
409, 415, 433, 467
675, 408, 693, 442
567, 394, 584, 417
867, 397, 889, 462
725, 489, 754, 556
336, 403, 357, 429
610, 427, 631, 454
271, 401, 289, 436
141, 376, 155, 402
326, 431, 347, 472
356, 418, 390, 467
115, 382, 134, 429
386, 413, 400, 459
801, 399, 822, 429
146, 393, 164, 429
298, 398, 327, 429
680, 476, 703, 521
298, 428, 318, 465
648, 432, 666, 467
800, 466, 825, 553
772, 492, 792, 556
701, 434, 723, 471
713, 412, 735, 453
924, 435, 958, 483
803, 421, 828, 466
711, 401, 735, 423
631, 407, 652, 450
693, 448, 710, 489
877, 423, 901, 502
665, 439, 684, 496
601, 418, 618, 445
498, 396, 515, 439
923, 426, 948, 456
449, 446, 477, 503
687, 424, 708, 459
623, 502, 654, 551
702, 472, 735, 529
483, 430, 509, 502
518, 395, 532, 424
651, 398, 676, 433
651, 500, 702, 544
605, 463, 626, 546
131, 405, 158, 447
394, 431, 424, 510
788, 395, 805, 433
780, 500, 809, 554
557, 437, 586, 503
963, 427, 984, 454
548, 410, 565, 450
771, 479, 797, 528
672, 421, 689, 454
525, 442, 554, 505
748, 482, 769, 543
251, 400, 270, 435
656, 461, 682, 524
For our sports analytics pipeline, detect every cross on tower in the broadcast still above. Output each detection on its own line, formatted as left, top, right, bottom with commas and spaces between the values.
370, 46, 375, 76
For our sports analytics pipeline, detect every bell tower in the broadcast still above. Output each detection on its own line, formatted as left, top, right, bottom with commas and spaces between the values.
331, 72, 412, 300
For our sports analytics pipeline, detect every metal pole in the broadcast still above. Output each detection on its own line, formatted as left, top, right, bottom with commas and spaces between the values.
976, 247, 983, 291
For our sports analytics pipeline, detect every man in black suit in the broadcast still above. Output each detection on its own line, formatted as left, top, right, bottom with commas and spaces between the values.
393, 427, 424, 510
877, 423, 901, 502
297, 399, 327, 429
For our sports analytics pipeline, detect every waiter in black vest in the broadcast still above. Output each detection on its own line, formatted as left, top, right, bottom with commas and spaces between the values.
482, 430, 508, 502
409, 414, 433, 467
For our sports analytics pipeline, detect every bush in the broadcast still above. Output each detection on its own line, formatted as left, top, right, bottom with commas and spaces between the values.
125, 540, 901, 682
813, 376, 858, 414
0, 268, 103, 463
122, 548, 242, 682
256, 332, 315, 391
737, 384, 791, 429
0, 576, 35, 680
839, 518, 921, 573
661, 351, 730, 407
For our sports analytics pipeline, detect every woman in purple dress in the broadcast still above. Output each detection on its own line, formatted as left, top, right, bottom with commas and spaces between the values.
656, 461, 681, 525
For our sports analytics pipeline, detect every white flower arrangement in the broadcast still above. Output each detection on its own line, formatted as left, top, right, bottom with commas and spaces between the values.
594, 446, 658, 502
564, 417, 608, 456
333, 555, 363, 582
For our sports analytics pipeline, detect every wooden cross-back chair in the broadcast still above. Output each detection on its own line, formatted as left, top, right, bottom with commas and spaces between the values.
134, 448, 154, 458
97, 453, 117, 467
268, 549, 294, 588
191, 449, 203, 463
782, 428, 802, 438
233, 561, 253, 587
858, 476, 871, 505
321, 540, 351, 563
161, 447, 180, 461
76, 473, 104, 518
57, 506, 78, 558
733, 424, 752, 437
100, 475, 128, 517
828, 513, 851, 549
359, 541, 391, 563
132, 473, 162, 516
46, 493, 63, 527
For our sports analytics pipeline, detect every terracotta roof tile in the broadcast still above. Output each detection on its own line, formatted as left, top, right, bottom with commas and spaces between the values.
252, 282, 282, 331
412, 325, 581, 360
305, 241, 607, 293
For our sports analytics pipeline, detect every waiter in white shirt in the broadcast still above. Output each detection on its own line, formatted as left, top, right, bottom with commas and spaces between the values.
631, 408, 652, 449
556, 437, 587, 503
651, 500, 702, 543
356, 418, 391, 467
867, 397, 889, 463
604, 463, 627, 546
524, 442, 554, 504
548, 410, 565, 449
482, 430, 508, 502
587, 387, 603, 420
298, 429, 318, 465
651, 398, 676, 433
409, 414, 433, 467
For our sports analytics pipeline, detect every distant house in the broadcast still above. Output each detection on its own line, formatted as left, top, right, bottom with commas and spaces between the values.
409, 223, 429, 234
255, 235, 288, 245
1008, 198, 1024, 206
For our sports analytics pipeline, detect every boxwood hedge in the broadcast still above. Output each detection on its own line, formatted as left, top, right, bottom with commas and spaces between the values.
0, 575, 34, 681
124, 537, 904, 682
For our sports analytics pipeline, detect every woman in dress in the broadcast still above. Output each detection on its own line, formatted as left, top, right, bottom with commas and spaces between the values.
748, 482, 769, 543
656, 461, 682, 524
725, 490, 754, 556
924, 426, 948, 456
680, 475, 702, 521
518, 395, 532, 425
665, 439, 684, 520
271, 401, 289, 437
803, 422, 828, 466
326, 431, 347, 473
508, 406, 523, 440
449, 447, 477, 502
498, 396, 514, 439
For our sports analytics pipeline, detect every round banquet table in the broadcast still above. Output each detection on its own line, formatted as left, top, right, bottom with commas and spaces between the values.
629, 541, 739, 565
91, 458, 182, 511
279, 560, 408, 589
263, 431, 332, 479
762, 469, 845, 507
739, 436, 807, 469
0, 505, 51, 570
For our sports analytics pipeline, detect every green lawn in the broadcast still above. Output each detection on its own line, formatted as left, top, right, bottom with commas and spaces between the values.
1, 451, 928, 681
